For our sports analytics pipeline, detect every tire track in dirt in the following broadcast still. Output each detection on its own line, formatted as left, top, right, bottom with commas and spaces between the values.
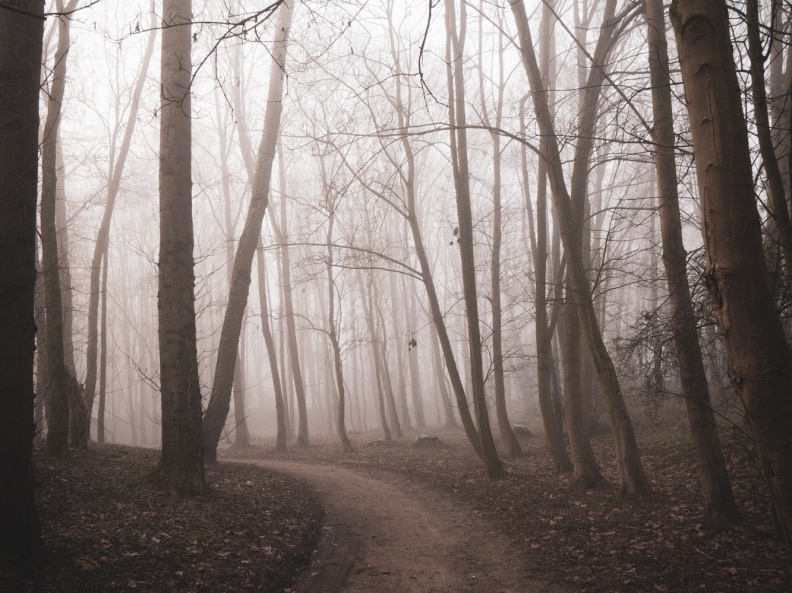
239, 459, 567, 593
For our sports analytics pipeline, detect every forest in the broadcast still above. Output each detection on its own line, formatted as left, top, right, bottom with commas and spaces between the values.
1, 0, 791, 591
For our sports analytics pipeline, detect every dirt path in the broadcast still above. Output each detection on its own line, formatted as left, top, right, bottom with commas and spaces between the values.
238, 459, 567, 593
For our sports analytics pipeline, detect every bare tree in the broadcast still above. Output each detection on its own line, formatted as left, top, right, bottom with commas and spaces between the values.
445, 0, 505, 479
81, 0, 157, 447
671, 0, 792, 545
41, 0, 79, 456
203, 0, 295, 462
511, 0, 650, 494
644, 0, 739, 524
154, 0, 206, 495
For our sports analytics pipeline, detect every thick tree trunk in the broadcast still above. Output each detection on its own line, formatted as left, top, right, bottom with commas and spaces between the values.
41, 0, 78, 456
155, 0, 206, 495
0, 0, 45, 564
446, 0, 505, 479
202, 0, 294, 461
671, 0, 792, 544
644, 0, 740, 525
83, 4, 157, 447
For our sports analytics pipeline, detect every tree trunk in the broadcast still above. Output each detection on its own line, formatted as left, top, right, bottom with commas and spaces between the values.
41, 0, 79, 456
746, 0, 792, 282
445, 0, 505, 479
384, 0, 475, 444
671, 0, 792, 544
479, 3, 521, 457
202, 0, 294, 461
322, 167, 353, 453
278, 155, 310, 446
0, 0, 45, 564
83, 3, 157, 447
520, 96, 572, 471
511, 0, 650, 495
154, 0, 206, 496
644, 0, 740, 524
389, 272, 411, 429
405, 277, 426, 428
430, 321, 457, 428
97, 248, 109, 445
256, 242, 287, 450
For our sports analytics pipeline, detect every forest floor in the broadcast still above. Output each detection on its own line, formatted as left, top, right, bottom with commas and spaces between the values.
11, 422, 791, 592
224, 423, 791, 593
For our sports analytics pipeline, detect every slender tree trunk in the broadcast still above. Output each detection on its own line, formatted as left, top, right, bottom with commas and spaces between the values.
746, 0, 792, 281
385, 0, 476, 446
82, 1, 157, 447
644, 0, 740, 524
389, 272, 411, 429
445, 0, 505, 479
321, 169, 353, 452
671, 0, 792, 544
42, 0, 79, 456
511, 0, 650, 495
519, 6, 573, 471
0, 0, 45, 563
202, 0, 294, 461
155, 0, 206, 495
256, 242, 287, 450
430, 321, 457, 428
479, 3, 521, 457
97, 248, 109, 445
405, 278, 426, 428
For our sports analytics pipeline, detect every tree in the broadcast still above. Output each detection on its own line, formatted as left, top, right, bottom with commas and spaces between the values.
41, 0, 79, 456
319, 155, 354, 453
154, 0, 207, 495
0, 0, 45, 565
81, 0, 158, 447
511, 0, 650, 494
478, 2, 522, 457
671, 0, 792, 545
644, 0, 739, 524
202, 0, 294, 461
445, 0, 505, 479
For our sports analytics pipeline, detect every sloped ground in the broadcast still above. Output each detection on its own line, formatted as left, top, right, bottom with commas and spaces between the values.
226, 425, 791, 593
6, 445, 322, 593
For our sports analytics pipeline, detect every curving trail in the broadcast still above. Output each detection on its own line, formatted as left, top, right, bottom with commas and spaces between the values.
237, 459, 567, 593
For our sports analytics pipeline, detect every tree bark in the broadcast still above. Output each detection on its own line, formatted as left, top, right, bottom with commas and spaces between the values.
644, 0, 740, 524
671, 0, 792, 544
202, 0, 294, 461
0, 0, 45, 564
155, 0, 207, 495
